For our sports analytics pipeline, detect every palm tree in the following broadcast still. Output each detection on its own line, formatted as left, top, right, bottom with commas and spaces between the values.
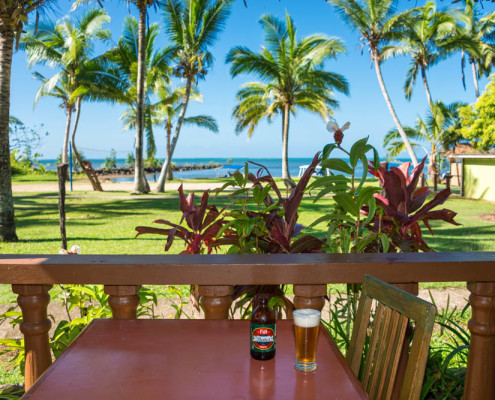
384, 2, 476, 108
103, 17, 173, 171
22, 9, 111, 189
384, 101, 464, 180
154, 0, 233, 193
127, 0, 161, 194
227, 13, 348, 183
329, 0, 419, 167
459, 0, 495, 98
155, 84, 218, 180
122, 83, 219, 181
0, 0, 52, 241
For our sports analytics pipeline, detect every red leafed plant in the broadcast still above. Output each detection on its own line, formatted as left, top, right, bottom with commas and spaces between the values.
215, 152, 324, 255
367, 157, 460, 252
135, 154, 324, 317
135, 184, 228, 254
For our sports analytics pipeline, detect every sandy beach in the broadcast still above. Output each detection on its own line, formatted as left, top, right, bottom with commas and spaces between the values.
12, 178, 228, 194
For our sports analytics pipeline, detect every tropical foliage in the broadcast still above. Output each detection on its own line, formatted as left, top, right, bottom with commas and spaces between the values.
106, 17, 173, 162
122, 84, 219, 180
154, 0, 233, 192
329, 0, 419, 166
459, 76, 495, 150
310, 128, 459, 254
384, 101, 466, 178
458, 0, 495, 98
385, 2, 477, 109
22, 8, 111, 164
227, 12, 348, 184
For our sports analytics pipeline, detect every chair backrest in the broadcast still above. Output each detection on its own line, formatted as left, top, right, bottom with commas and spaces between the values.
346, 275, 437, 400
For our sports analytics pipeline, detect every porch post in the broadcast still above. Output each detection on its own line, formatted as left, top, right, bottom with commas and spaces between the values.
464, 282, 495, 400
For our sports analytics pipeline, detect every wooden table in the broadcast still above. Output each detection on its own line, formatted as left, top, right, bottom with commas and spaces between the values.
22, 319, 367, 399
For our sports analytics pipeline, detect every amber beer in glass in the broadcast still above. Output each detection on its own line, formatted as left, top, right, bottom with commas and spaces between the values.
293, 309, 321, 372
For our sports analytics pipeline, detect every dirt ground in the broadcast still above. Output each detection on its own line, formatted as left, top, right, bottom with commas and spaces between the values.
0, 287, 469, 340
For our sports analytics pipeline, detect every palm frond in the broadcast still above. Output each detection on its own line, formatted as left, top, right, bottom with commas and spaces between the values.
183, 115, 219, 132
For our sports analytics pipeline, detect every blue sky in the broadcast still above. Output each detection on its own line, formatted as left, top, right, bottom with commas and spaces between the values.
9, 0, 492, 160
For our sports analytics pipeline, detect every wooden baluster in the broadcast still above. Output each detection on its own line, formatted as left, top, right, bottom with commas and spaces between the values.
104, 285, 141, 319
12, 284, 53, 391
464, 282, 495, 400
393, 282, 419, 296
293, 284, 327, 314
199, 285, 233, 319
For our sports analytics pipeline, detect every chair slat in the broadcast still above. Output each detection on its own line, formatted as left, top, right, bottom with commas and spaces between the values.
369, 306, 394, 399
384, 314, 409, 400
362, 301, 384, 391
347, 296, 373, 375
375, 308, 401, 400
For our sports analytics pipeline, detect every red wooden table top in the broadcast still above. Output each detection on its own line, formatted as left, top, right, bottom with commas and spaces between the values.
23, 319, 367, 400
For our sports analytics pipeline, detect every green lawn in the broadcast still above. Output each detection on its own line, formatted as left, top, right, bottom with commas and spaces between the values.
0, 187, 493, 302
1, 185, 493, 389
0, 187, 493, 255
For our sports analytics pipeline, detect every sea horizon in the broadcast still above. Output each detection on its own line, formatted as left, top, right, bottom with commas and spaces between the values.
38, 156, 425, 180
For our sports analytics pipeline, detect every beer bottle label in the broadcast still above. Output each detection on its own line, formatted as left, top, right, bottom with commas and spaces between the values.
250, 323, 276, 353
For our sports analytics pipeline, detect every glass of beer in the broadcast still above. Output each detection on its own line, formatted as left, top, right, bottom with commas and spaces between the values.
293, 309, 321, 372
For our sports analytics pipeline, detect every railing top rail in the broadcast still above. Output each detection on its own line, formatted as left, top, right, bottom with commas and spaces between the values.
1, 253, 495, 285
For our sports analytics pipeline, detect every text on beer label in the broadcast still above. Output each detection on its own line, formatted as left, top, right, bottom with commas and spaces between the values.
250, 323, 276, 352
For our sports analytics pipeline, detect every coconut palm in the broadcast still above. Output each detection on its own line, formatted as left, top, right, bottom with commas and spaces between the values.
103, 17, 173, 168
459, 0, 495, 98
0, 0, 52, 241
122, 84, 219, 180
154, 0, 233, 193
22, 9, 112, 190
384, 101, 465, 179
126, 0, 161, 194
384, 2, 477, 108
329, 0, 419, 167
227, 13, 348, 183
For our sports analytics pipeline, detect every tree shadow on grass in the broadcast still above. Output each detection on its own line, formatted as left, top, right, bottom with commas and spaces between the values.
423, 224, 495, 252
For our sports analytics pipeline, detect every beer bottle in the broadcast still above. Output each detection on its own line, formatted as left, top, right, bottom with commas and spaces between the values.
250, 295, 276, 361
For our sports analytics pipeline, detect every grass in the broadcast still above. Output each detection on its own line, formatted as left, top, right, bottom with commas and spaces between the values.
0, 185, 492, 265
1, 186, 493, 255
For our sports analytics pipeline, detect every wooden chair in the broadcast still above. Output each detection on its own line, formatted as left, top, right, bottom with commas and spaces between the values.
346, 275, 437, 400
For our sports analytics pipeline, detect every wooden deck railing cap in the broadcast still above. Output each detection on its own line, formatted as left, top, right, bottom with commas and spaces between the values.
0, 252, 495, 285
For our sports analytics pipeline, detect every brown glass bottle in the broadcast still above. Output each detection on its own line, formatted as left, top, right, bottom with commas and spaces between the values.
250, 296, 276, 361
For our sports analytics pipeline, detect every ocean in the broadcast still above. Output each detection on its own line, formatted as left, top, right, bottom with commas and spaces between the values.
39, 157, 424, 180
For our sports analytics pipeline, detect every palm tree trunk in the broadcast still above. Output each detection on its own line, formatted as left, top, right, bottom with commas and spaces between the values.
0, 26, 17, 241
71, 98, 103, 191
373, 55, 419, 166
154, 78, 193, 193
166, 123, 173, 180
428, 143, 437, 181
281, 102, 292, 182
421, 65, 434, 109
62, 106, 72, 165
132, 5, 149, 194
471, 60, 480, 98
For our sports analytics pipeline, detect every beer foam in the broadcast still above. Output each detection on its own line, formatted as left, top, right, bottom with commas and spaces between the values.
293, 309, 321, 328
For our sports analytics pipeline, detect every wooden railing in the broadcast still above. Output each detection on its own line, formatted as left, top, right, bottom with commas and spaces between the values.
1, 252, 495, 399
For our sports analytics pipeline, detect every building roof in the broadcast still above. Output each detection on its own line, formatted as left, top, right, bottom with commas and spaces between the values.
444, 143, 495, 159
448, 154, 495, 159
